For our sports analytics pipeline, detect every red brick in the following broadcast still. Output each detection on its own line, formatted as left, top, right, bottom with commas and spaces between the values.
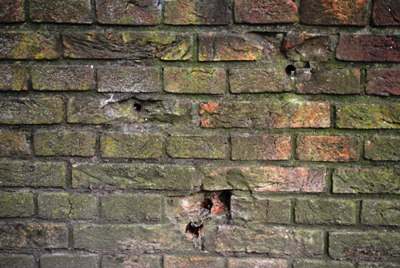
373, 0, 400, 26
29, 0, 93, 23
366, 69, 400, 96
0, 0, 25, 22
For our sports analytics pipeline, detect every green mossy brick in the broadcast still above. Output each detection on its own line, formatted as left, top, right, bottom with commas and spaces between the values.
293, 259, 354, 268
40, 254, 98, 268
29, 0, 93, 23
0, 131, 30, 156
359, 262, 400, 268
362, 200, 400, 226
70, 194, 98, 220
228, 258, 288, 268
0, 254, 34, 268
164, 256, 225, 268
102, 255, 161, 268
0, 192, 34, 218
0, 66, 28, 91
365, 136, 400, 161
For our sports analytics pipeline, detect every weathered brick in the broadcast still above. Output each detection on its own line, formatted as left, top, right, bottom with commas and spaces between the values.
0, 131, 30, 156
295, 199, 357, 225
67, 97, 191, 125
295, 68, 361, 94
199, 100, 330, 129
0, 0, 25, 22
29, 0, 93, 23
329, 231, 400, 261
333, 167, 400, 194
101, 194, 162, 222
235, 0, 298, 24
34, 130, 96, 157
0, 98, 64, 125
0, 66, 28, 91
231, 134, 291, 160
336, 104, 400, 129
0, 223, 68, 249
164, 0, 228, 25
102, 255, 162, 268
96, 0, 160, 25
293, 259, 354, 268
72, 164, 201, 192
32, 66, 95, 91
0, 254, 34, 268
362, 200, 400, 226
164, 67, 226, 94
228, 258, 287, 268
164, 256, 225, 268
366, 69, 400, 96
63, 32, 192, 61
358, 262, 400, 268
296, 135, 360, 162
202, 166, 326, 193
283, 32, 334, 62
229, 67, 290, 93
167, 135, 227, 159
0, 161, 66, 187
0, 192, 34, 218
337, 35, 400, 62
365, 136, 400, 161
40, 254, 98, 268
101, 132, 163, 159
300, 0, 368, 25
98, 67, 161, 93
373, 0, 400, 26
0, 33, 60, 59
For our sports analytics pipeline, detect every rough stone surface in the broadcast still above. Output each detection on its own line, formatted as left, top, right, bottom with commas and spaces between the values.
164, 256, 225, 268
0, 0, 25, 22
366, 69, 400, 96
365, 136, 400, 161
361, 200, 400, 226
29, 0, 93, 23
228, 258, 287, 268
40, 254, 98, 268
0, 66, 28, 91
0, 131, 30, 156
0, 254, 34, 268
102, 255, 161, 268
293, 259, 355, 268
373, 0, 400, 26
0, 192, 34, 218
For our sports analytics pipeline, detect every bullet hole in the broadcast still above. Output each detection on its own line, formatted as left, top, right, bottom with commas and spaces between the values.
185, 222, 203, 239
133, 103, 142, 112
285, 64, 296, 76
304, 61, 311, 68
200, 198, 213, 211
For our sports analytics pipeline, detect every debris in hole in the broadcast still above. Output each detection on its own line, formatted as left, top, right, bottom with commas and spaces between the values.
200, 198, 213, 211
133, 103, 142, 112
285, 64, 296, 76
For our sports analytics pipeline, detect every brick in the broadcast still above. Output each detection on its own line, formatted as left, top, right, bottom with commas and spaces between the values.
72, 164, 201, 192
0, 161, 66, 187
164, 67, 226, 94
283, 33, 334, 62
231, 134, 291, 160
0, 0, 25, 22
231, 193, 291, 224
98, 67, 161, 93
165, 193, 206, 225
0, 131, 30, 156
101, 194, 162, 222
198, 33, 282, 61
0, 192, 34, 217
0, 223, 68, 249
296, 135, 360, 162
0, 98, 64, 125
0, 66, 28, 91
228, 258, 287, 268
96, 0, 160, 25
295, 199, 357, 225
365, 136, 400, 161
336, 104, 400, 129
373, 0, 400, 26
40, 254, 98, 268
362, 200, 400, 226
32, 66, 95, 91
359, 263, 400, 268
164, 0, 228, 25
295, 68, 361, 94
0, 33, 60, 59
337, 34, 400, 62
333, 167, 400, 194
29, 0, 92, 23
235, 0, 297, 24
34, 130, 96, 157
101, 132, 163, 159
293, 259, 354, 268
63, 32, 192, 61
102, 255, 161, 268
167, 135, 227, 159
366, 68, 400, 96
229, 67, 290, 93
74, 224, 192, 251
199, 100, 330, 129
67, 97, 191, 125
329, 231, 400, 261
202, 166, 326, 193
0, 254, 34, 268
164, 256, 225, 268
300, 0, 368, 25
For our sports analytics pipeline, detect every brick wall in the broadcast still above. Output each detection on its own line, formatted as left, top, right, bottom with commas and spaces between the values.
0, 0, 399, 267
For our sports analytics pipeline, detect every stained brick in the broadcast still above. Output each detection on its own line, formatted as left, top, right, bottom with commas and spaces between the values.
0, 0, 25, 22
228, 258, 288, 268
102, 255, 162, 268
373, 0, 400, 26
359, 262, 400, 268
0, 254, 34, 268
0, 192, 34, 218
167, 135, 228, 159
366, 69, 400, 96
0, 66, 28, 91
40, 254, 98, 268
365, 136, 400, 161
293, 259, 355, 268
29, 0, 93, 23
164, 256, 225, 268
362, 200, 400, 226
0, 131, 30, 156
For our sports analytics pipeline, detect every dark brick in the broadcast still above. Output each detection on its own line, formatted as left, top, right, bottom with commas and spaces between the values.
337, 35, 400, 62
235, 0, 298, 24
373, 0, 400, 26
164, 0, 229, 25
97, 67, 161, 93
366, 69, 400, 96
32, 66, 95, 91
362, 200, 400, 226
0, 0, 25, 22
0, 192, 34, 217
333, 167, 400, 194
228, 258, 287, 268
29, 0, 93, 23
293, 259, 354, 268
96, 0, 160, 25
0, 131, 30, 156
359, 262, 400, 268
0, 254, 34, 268
40, 254, 98, 268
102, 255, 161, 268
365, 136, 400, 161
164, 256, 225, 268
0, 66, 28, 91
63, 32, 192, 61
300, 0, 368, 25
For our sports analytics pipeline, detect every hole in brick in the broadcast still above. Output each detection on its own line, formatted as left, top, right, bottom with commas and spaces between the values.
185, 222, 203, 239
285, 64, 296, 76
304, 61, 311, 68
133, 103, 142, 112
210, 191, 231, 216
200, 198, 213, 211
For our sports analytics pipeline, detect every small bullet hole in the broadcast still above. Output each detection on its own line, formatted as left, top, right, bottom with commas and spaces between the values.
200, 198, 213, 211
133, 103, 142, 112
304, 61, 311, 68
285, 64, 296, 76
185, 222, 203, 238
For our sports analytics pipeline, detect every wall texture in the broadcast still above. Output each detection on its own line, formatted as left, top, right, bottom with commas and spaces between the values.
0, 0, 400, 267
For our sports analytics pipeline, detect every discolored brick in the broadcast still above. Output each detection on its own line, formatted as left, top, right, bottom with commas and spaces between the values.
0, 0, 25, 22
365, 136, 400, 161
0, 192, 34, 218
293, 259, 355, 268
0, 66, 28, 91
0, 131, 30, 156
0, 254, 34, 268
167, 135, 228, 159
40, 254, 98, 268
366, 69, 400, 96
373, 0, 400, 26
362, 200, 400, 226
164, 255, 225, 268
228, 258, 288, 268
29, 0, 93, 23
102, 255, 161, 268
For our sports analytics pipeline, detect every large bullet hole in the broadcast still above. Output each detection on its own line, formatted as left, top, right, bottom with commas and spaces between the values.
285, 64, 296, 76
185, 222, 203, 239
133, 103, 142, 112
